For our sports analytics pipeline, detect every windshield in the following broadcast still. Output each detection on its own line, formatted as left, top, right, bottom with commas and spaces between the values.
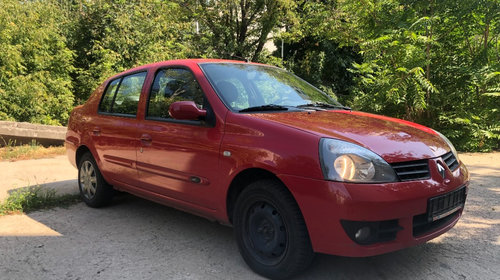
200, 63, 343, 112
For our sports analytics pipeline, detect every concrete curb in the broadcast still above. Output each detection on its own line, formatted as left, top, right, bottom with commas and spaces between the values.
0, 121, 66, 147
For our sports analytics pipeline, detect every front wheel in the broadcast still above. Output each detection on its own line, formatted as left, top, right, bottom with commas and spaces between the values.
78, 152, 114, 208
233, 180, 314, 279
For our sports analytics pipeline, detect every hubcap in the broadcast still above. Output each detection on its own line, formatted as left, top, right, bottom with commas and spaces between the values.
246, 201, 287, 265
79, 160, 97, 200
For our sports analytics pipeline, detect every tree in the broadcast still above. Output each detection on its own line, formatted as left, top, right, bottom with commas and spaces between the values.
427, 0, 500, 151
179, 0, 296, 61
66, 0, 194, 102
0, 0, 74, 125
336, 0, 499, 151
274, 0, 361, 99
0, 0, 497, 151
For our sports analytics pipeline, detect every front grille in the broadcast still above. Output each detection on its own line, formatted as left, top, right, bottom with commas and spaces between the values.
442, 151, 459, 171
413, 186, 467, 237
390, 159, 430, 181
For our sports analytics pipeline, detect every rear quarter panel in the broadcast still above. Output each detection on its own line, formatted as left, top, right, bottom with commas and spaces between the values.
65, 82, 108, 169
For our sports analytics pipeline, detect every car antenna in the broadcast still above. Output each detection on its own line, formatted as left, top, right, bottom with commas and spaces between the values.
230, 54, 250, 63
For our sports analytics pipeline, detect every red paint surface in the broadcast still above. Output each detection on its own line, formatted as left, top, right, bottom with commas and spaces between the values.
249, 110, 448, 163
66, 59, 470, 257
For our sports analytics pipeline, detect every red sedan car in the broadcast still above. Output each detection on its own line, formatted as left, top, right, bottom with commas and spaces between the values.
66, 59, 469, 279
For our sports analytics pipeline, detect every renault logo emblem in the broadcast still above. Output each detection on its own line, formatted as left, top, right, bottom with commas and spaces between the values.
437, 162, 446, 178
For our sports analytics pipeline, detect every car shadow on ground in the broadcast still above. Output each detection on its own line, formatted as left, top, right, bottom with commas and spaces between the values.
6, 179, 78, 198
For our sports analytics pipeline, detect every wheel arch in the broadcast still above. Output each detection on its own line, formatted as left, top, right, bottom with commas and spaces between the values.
226, 168, 293, 224
76, 145, 92, 166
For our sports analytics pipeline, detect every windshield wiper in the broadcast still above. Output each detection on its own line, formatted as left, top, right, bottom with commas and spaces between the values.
239, 104, 289, 113
296, 102, 351, 111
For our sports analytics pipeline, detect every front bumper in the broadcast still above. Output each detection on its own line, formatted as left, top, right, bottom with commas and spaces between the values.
279, 158, 469, 257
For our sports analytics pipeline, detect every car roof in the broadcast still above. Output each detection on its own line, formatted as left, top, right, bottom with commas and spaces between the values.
109, 58, 261, 80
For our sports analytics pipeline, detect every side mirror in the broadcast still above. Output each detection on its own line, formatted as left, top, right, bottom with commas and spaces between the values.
169, 101, 207, 120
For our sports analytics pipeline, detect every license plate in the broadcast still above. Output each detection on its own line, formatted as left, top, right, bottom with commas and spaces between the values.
428, 186, 466, 222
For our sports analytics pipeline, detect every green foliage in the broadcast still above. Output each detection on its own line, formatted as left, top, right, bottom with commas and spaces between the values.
0, 0, 74, 125
273, 1, 362, 101
278, 37, 361, 100
333, 0, 499, 151
0, 186, 80, 215
67, 0, 194, 102
0, 0, 497, 151
180, 0, 296, 61
275, 0, 499, 151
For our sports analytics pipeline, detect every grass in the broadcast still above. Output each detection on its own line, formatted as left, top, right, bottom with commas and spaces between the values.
0, 186, 80, 216
0, 138, 65, 161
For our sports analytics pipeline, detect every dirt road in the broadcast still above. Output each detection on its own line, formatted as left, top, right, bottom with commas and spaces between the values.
0, 153, 498, 279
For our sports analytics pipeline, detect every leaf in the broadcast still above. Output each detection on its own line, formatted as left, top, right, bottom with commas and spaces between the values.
483, 92, 500, 97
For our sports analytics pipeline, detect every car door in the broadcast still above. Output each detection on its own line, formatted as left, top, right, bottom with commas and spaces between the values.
136, 67, 223, 209
91, 71, 147, 186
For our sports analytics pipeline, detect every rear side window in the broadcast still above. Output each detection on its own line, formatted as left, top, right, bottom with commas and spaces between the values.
98, 71, 147, 116
147, 68, 204, 119
99, 79, 120, 112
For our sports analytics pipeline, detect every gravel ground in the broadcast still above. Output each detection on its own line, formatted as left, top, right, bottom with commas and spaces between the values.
0, 153, 498, 280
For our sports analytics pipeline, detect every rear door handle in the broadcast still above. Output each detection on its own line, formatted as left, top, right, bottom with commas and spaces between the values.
140, 134, 152, 145
92, 127, 101, 136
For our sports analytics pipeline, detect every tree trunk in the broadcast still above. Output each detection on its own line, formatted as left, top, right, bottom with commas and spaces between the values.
425, 0, 433, 117
484, 21, 490, 52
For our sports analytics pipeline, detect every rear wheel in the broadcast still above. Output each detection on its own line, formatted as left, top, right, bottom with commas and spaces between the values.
78, 152, 114, 207
233, 180, 314, 279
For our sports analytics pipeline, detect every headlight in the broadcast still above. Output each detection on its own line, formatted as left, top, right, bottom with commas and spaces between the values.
433, 130, 458, 158
319, 138, 397, 183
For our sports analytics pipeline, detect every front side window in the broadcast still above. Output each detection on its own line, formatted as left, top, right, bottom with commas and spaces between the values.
98, 71, 147, 116
147, 68, 205, 119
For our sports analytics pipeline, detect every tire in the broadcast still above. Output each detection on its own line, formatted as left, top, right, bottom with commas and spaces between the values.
77, 152, 114, 208
233, 179, 314, 279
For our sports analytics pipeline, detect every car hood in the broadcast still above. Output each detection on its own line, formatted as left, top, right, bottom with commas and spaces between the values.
249, 110, 450, 163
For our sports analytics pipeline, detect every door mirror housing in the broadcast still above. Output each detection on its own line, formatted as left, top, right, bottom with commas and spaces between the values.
169, 101, 207, 120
